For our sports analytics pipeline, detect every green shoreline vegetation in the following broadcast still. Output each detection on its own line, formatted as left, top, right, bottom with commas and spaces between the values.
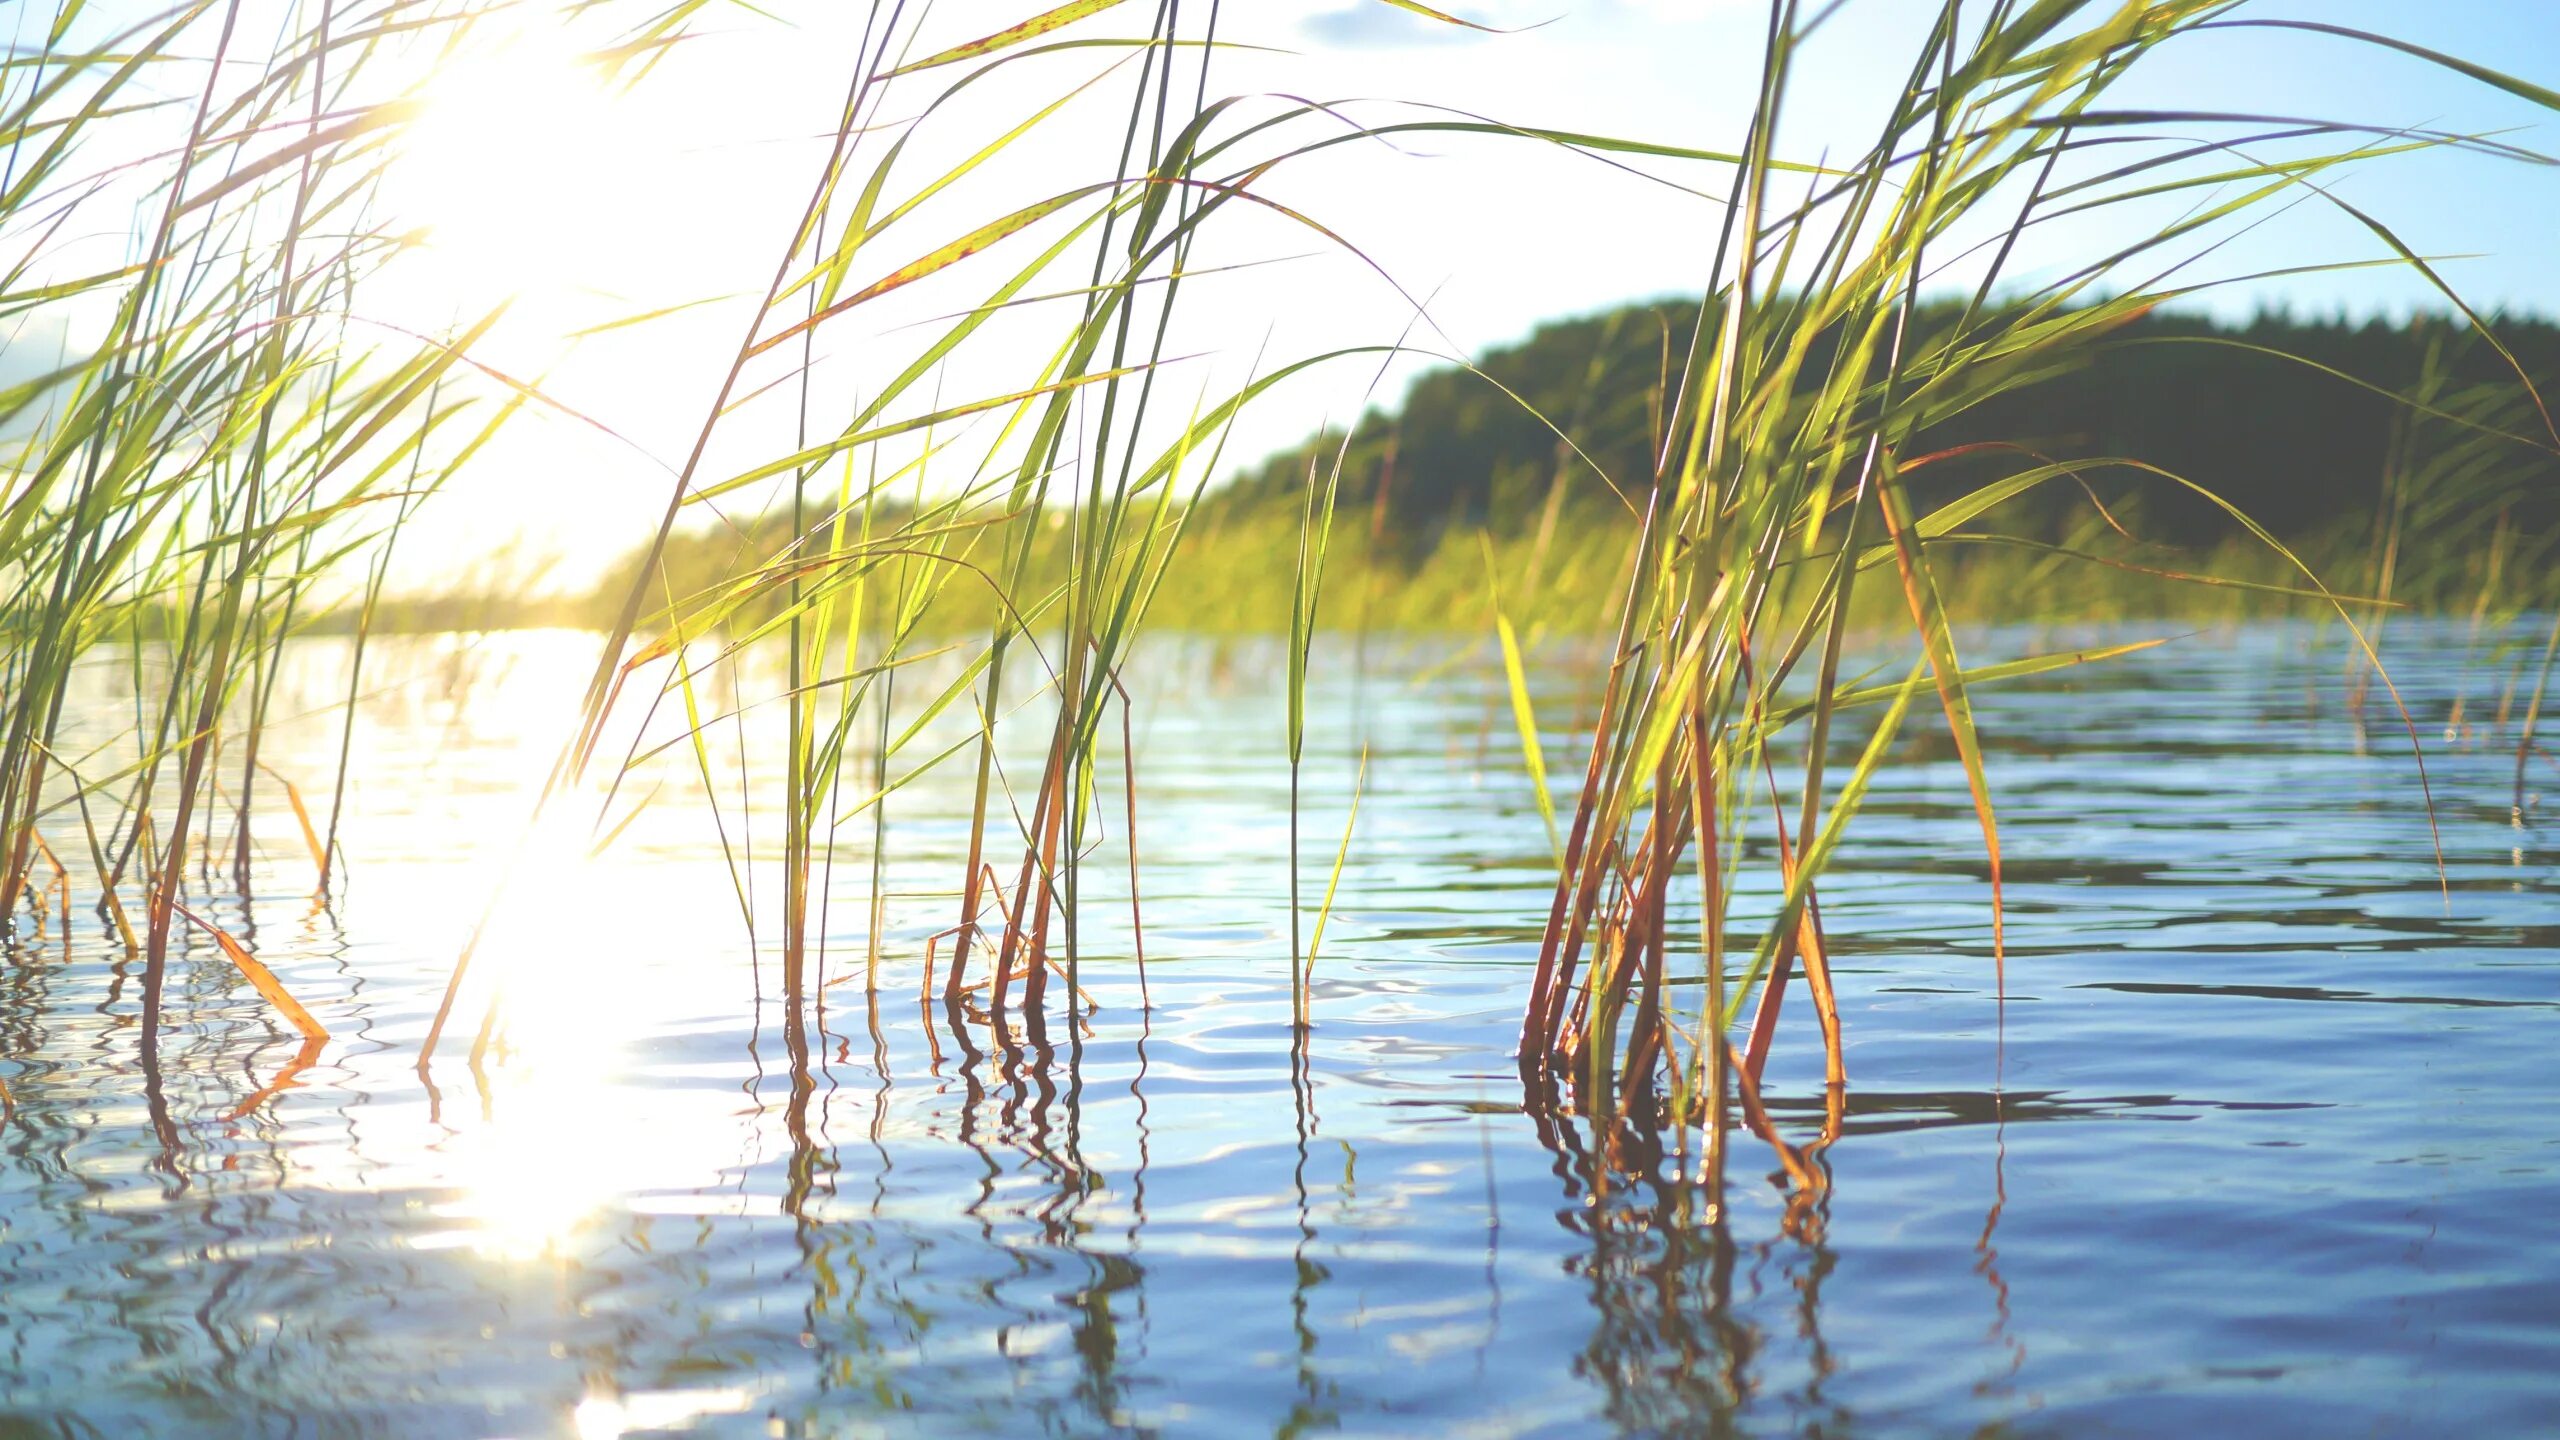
586, 301, 2559, 641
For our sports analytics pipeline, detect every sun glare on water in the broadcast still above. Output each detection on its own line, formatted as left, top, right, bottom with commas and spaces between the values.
573, 1388, 754, 1440
425, 821, 689, 1259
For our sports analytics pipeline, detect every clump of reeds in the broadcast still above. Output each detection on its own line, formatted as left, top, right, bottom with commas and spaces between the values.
1509, 0, 2560, 1209
0, 2, 555, 1065
426, 0, 1523, 1071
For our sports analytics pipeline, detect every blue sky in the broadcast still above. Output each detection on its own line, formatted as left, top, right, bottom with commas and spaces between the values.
1270, 1, 2560, 334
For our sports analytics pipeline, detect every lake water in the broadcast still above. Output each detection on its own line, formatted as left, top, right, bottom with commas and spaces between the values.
2, 620, 2554, 1438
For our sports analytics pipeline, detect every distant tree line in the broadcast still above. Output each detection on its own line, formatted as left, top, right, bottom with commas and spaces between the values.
1210, 300, 2560, 569
593, 300, 2558, 635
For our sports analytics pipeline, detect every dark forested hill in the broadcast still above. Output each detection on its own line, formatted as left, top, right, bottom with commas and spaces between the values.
1210, 300, 2560, 567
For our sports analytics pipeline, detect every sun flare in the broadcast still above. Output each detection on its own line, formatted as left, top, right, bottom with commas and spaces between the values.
388, 30, 627, 311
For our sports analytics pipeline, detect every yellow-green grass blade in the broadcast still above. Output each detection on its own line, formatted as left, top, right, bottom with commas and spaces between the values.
882, 0, 1130, 80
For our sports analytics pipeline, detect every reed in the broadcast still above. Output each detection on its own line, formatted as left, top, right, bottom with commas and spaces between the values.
0, 2, 537, 1057
1287, 447, 1345, 1031
516, 0, 1537, 1064
1506, 0, 2560, 1207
